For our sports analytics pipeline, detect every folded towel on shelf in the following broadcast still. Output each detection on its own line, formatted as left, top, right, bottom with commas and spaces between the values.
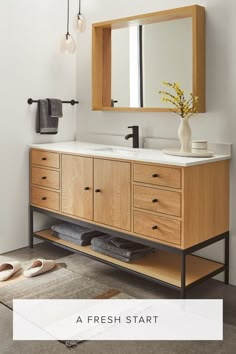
51, 222, 103, 241
47, 98, 63, 118
91, 245, 132, 263
109, 237, 148, 250
53, 232, 94, 246
36, 99, 58, 134
91, 235, 154, 259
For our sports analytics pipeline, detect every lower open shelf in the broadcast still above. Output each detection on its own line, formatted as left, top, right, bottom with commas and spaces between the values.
34, 229, 225, 289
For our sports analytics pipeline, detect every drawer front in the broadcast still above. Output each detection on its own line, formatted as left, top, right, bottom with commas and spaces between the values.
134, 185, 181, 216
31, 150, 60, 169
133, 163, 181, 189
31, 187, 60, 211
31, 167, 60, 190
133, 210, 181, 245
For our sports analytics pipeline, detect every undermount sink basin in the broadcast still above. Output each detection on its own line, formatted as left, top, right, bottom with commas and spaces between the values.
93, 148, 137, 154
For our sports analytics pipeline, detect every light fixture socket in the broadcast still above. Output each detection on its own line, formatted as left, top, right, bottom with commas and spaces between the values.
77, 12, 86, 32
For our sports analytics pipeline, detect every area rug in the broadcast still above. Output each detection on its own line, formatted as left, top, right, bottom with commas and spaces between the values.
0, 264, 130, 307
0, 263, 131, 347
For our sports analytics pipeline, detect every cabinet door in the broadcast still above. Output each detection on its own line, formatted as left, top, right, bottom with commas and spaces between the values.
94, 159, 131, 231
61, 155, 93, 220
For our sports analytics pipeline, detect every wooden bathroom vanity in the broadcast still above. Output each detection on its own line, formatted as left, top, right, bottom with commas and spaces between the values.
29, 142, 230, 298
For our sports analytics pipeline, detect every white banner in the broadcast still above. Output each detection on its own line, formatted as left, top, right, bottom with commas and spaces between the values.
13, 299, 223, 341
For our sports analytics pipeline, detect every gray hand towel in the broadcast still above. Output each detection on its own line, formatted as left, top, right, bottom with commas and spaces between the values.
91, 235, 154, 258
110, 237, 147, 250
53, 230, 102, 245
51, 222, 104, 240
47, 99, 63, 118
91, 245, 131, 263
53, 232, 92, 246
91, 245, 155, 263
36, 99, 58, 134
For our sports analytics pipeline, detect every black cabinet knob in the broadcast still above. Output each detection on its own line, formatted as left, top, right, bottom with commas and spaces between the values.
41, 197, 47, 200
152, 225, 158, 230
42, 157, 47, 161
42, 176, 47, 180
95, 189, 101, 193
152, 173, 159, 178
152, 199, 158, 203
84, 187, 90, 190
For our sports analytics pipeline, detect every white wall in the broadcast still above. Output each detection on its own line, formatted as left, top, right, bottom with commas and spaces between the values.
76, 0, 236, 285
0, 0, 77, 253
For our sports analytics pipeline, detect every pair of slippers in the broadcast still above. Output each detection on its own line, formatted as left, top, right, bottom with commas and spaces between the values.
0, 259, 56, 282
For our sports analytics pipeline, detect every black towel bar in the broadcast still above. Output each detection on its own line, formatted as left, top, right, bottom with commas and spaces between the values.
27, 98, 79, 106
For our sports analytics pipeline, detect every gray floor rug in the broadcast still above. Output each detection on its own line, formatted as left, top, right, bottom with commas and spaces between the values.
0, 263, 131, 348
0, 264, 131, 308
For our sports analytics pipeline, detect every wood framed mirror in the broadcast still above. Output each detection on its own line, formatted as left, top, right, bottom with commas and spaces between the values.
92, 5, 205, 112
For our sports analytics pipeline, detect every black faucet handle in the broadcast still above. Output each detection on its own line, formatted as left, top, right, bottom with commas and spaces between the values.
126, 126, 139, 148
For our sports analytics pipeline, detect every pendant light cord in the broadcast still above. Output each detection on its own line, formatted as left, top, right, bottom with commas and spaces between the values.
67, 0, 70, 35
79, 0, 81, 15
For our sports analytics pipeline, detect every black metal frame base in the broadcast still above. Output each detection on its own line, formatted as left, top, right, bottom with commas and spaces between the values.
29, 206, 229, 299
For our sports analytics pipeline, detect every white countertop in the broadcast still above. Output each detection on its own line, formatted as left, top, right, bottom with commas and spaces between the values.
30, 141, 231, 167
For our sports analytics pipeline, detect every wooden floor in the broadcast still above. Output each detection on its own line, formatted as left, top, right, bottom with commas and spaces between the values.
34, 229, 224, 288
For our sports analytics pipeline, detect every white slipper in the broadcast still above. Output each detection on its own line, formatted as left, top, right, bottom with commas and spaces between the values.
23, 259, 56, 277
0, 261, 21, 281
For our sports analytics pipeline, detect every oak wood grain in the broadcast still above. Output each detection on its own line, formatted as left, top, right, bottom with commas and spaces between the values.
134, 185, 181, 216
133, 210, 181, 245
94, 159, 131, 231
31, 167, 60, 190
61, 154, 93, 220
31, 149, 60, 169
133, 163, 181, 189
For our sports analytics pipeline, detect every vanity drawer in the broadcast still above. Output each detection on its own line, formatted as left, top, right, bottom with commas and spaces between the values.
133, 163, 181, 189
133, 210, 181, 245
31, 150, 60, 169
31, 187, 60, 211
31, 167, 60, 190
133, 185, 181, 217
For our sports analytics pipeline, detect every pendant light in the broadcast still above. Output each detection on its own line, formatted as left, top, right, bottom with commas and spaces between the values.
61, 0, 76, 54
77, 0, 86, 32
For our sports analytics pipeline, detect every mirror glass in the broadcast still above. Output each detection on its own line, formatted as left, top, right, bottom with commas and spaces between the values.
111, 18, 192, 108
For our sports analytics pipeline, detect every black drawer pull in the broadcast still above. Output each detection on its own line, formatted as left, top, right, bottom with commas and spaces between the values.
42, 176, 47, 180
152, 199, 158, 203
152, 225, 158, 230
84, 187, 90, 190
95, 189, 101, 193
41, 197, 47, 200
42, 157, 47, 161
152, 173, 159, 178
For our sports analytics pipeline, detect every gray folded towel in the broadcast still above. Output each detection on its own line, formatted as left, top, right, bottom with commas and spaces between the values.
47, 99, 63, 118
109, 237, 147, 250
91, 245, 132, 263
91, 235, 154, 258
53, 232, 92, 246
51, 222, 103, 240
36, 99, 58, 134
91, 245, 155, 263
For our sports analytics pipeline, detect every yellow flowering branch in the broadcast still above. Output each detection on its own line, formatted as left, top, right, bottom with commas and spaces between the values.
159, 82, 198, 119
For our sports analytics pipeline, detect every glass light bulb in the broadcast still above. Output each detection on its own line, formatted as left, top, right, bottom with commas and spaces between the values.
77, 13, 86, 32
60, 33, 76, 54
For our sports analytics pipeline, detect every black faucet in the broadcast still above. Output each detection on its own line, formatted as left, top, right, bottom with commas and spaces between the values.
125, 126, 139, 148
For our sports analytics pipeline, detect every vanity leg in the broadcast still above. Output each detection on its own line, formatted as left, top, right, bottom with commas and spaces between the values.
224, 232, 229, 284
180, 253, 186, 299
29, 207, 34, 248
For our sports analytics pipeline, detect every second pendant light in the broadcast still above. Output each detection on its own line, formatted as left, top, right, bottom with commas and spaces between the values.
61, 0, 76, 54
77, 0, 86, 32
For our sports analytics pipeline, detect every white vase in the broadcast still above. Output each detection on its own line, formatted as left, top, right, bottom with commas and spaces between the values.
178, 117, 192, 153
